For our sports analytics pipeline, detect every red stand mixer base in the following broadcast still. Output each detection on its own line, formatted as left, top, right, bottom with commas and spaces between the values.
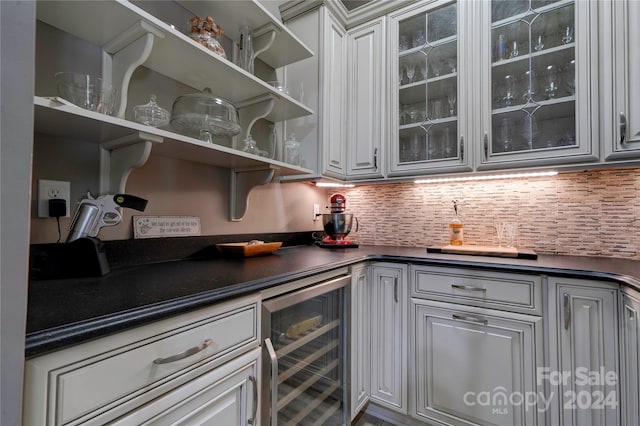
317, 236, 359, 248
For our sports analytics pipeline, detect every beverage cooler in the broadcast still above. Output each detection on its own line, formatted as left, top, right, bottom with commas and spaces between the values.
261, 274, 350, 425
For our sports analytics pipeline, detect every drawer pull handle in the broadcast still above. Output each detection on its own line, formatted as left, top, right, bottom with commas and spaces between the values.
620, 112, 627, 145
152, 338, 214, 365
452, 313, 488, 325
451, 284, 486, 292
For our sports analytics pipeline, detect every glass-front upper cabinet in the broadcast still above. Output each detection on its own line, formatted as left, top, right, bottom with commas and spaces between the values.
388, 0, 472, 177
477, 0, 598, 169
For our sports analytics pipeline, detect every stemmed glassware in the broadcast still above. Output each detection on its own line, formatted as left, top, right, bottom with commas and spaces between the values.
534, 34, 544, 51
503, 74, 516, 106
500, 117, 514, 151
447, 84, 457, 116
406, 60, 416, 84
562, 26, 573, 44
544, 64, 558, 99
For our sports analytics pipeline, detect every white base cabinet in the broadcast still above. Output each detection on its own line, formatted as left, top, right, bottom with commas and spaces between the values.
23, 295, 260, 425
350, 264, 371, 420
411, 301, 543, 426
370, 263, 408, 414
546, 277, 619, 426
620, 288, 640, 426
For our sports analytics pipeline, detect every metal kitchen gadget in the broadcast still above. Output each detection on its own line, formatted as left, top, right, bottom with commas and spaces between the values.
67, 193, 148, 242
316, 193, 359, 248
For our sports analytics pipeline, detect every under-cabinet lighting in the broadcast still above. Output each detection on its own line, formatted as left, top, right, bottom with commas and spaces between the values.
414, 171, 558, 184
315, 182, 356, 188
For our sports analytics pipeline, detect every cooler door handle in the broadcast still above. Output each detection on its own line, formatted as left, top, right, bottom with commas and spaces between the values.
265, 337, 278, 426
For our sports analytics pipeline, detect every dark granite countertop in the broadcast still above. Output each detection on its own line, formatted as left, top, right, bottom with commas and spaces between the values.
26, 244, 640, 357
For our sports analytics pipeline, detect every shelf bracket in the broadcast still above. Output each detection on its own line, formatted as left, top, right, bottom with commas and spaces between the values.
230, 167, 277, 221
99, 132, 163, 194
102, 20, 165, 119
236, 95, 277, 147
252, 27, 277, 62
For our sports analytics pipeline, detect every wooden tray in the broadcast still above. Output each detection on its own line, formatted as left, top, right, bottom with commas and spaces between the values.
427, 244, 537, 260
216, 241, 282, 257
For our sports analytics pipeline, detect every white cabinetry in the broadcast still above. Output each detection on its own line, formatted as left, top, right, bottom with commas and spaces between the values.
546, 277, 619, 426
412, 302, 542, 426
387, 0, 471, 176
23, 295, 260, 425
35, 0, 314, 220
346, 17, 385, 179
283, 6, 347, 180
410, 265, 543, 426
370, 263, 408, 413
620, 288, 640, 426
350, 264, 371, 420
601, 0, 640, 160
475, 0, 598, 169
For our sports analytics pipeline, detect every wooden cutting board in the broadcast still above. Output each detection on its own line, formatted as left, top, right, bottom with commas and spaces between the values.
427, 244, 537, 260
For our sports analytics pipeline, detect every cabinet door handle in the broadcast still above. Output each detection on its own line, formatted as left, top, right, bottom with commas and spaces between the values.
451, 284, 487, 292
452, 313, 488, 325
483, 132, 489, 160
373, 147, 378, 169
394, 277, 398, 303
563, 292, 571, 330
620, 112, 627, 145
265, 337, 278, 426
248, 375, 258, 425
460, 135, 464, 161
152, 338, 213, 365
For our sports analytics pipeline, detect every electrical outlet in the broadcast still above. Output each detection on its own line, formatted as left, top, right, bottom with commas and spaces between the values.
313, 203, 320, 221
38, 179, 70, 218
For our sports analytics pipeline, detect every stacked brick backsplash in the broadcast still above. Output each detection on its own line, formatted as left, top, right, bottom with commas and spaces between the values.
333, 168, 640, 260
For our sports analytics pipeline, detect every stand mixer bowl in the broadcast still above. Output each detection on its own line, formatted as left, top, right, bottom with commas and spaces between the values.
322, 213, 355, 242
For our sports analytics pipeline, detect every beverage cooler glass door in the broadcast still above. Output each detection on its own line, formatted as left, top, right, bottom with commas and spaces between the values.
262, 274, 350, 425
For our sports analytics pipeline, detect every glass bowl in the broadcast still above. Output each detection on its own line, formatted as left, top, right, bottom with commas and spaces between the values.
55, 72, 117, 116
133, 95, 170, 127
170, 88, 241, 139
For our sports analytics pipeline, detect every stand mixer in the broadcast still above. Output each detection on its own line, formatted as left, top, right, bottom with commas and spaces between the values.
317, 193, 359, 248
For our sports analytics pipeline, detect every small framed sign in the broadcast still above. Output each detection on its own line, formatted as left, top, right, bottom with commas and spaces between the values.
133, 216, 201, 239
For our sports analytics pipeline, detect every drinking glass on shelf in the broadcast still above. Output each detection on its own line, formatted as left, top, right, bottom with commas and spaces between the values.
509, 40, 519, 58
413, 29, 426, 47
544, 64, 558, 99
399, 35, 409, 51
447, 83, 457, 116
430, 99, 444, 120
565, 59, 576, 95
400, 65, 410, 86
414, 60, 426, 82
521, 70, 535, 102
429, 62, 441, 78
503, 74, 516, 106
562, 26, 573, 44
406, 60, 416, 84
534, 34, 544, 51
500, 117, 514, 151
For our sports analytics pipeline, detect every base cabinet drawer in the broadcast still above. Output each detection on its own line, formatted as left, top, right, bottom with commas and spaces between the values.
411, 265, 542, 314
110, 348, 260, 426
23, 295, 260, 425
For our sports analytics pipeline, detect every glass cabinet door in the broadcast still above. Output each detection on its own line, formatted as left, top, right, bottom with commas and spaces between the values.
388, 1, 471, 176
478, 0, 597, 168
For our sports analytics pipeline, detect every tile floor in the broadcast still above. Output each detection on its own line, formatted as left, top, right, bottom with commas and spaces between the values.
352, 412, 399, 426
